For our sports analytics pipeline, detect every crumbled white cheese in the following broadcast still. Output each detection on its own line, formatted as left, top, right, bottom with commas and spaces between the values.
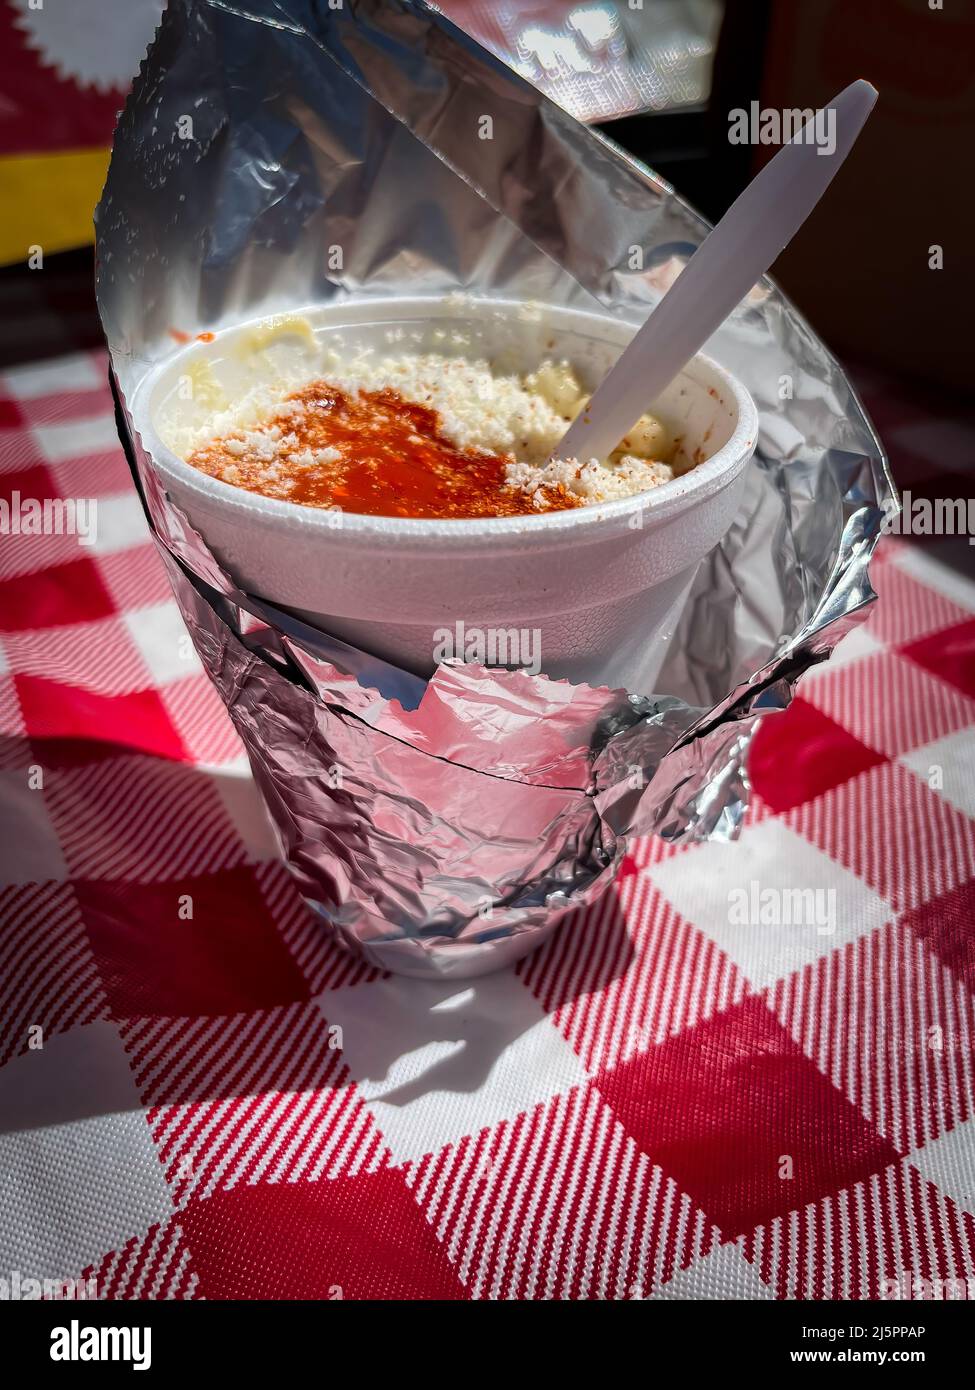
169, 348, 676, 506
289, 447, 341, 468
506, 454, 674, 504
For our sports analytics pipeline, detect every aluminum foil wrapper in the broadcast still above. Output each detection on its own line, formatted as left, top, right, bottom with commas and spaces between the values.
96, 0, 894, 978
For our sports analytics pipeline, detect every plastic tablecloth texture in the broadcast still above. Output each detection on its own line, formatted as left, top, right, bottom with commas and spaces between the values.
1, 350, 974, 1300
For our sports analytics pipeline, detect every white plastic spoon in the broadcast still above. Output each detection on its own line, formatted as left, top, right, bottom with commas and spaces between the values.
554, 79, 878, 466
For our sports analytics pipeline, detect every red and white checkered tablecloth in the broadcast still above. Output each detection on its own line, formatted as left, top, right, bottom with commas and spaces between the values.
2, 348, 974, 1302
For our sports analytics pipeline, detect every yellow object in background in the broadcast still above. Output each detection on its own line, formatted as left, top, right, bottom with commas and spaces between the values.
0, 147, 109, 266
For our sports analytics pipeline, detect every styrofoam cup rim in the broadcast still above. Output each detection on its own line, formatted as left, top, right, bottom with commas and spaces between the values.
132, 297, 759, 552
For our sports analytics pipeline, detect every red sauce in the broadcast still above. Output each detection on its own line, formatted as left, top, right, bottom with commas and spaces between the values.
187, 380, 580, 520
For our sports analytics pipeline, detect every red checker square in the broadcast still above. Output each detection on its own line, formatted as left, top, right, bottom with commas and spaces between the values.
785, 761, 975, 914
0, 557, 116, 631
593, 995, 900, 1237
96, 543, 173, 613
802, 649, 975, 758
75, 865, 309, 1018
901, 618, 975, 703
16, 676, 188, 764
179, 1173, 467, 1299
0, 398, 24, 429
901, 877, 975, 996
0, 463, 60, 506
748, 697, 886, 812
866, 559, 973, 647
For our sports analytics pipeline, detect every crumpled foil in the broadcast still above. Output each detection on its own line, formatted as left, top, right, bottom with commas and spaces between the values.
96, 0, 894, 978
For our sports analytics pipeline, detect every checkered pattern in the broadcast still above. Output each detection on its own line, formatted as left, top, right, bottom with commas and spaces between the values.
2, 349, 975, 1301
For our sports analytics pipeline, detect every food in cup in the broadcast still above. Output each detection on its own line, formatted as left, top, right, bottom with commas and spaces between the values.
164, 332, 682, 520
143, 299, 757, 694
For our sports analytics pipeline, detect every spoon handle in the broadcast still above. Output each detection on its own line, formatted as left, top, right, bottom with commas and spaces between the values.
554, 79, 878, 466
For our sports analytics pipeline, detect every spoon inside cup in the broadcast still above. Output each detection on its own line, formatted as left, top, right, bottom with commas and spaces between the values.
553, 79, 878, 468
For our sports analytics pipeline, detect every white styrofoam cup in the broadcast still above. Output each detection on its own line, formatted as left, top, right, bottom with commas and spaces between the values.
134, 297, 759, 694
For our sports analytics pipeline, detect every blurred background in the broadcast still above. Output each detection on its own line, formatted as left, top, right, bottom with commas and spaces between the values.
1, 0, 970, 569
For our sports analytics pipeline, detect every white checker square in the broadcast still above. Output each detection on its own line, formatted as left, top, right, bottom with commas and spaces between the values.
0, 773, 68, 884
0, 1022, 173, 1281
317, 972, 590, 1164
646, 818, 891, 991
822, 622, 885, 671
32, 413, 120, 464
87, 492, 150, 555
893, 547, 975, 615
211, 765, 279, 860
2, 352, 102, 401
123, 601, 201, 684
907, 1122, 975, 1220
649, 1240, 774, 1301
900, 728, 975, 820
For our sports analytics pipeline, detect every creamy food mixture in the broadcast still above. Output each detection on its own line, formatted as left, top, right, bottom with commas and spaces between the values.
171, 339, 683, 520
